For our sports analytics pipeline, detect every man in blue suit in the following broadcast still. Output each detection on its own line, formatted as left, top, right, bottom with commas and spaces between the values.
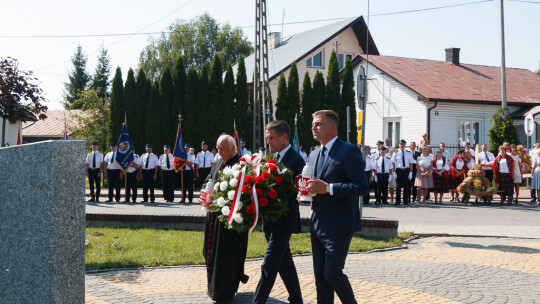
306, 110, 368, 304
254, 120, 304, 304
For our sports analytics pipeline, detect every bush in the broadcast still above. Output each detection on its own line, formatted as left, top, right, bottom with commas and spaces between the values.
488, 107, 519, 154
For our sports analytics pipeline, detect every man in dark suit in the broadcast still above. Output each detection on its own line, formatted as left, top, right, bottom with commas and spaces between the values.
254, 120, 304, 304
306, 110, 368, 304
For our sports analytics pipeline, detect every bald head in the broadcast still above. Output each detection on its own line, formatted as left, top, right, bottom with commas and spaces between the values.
217, 135, 237, 161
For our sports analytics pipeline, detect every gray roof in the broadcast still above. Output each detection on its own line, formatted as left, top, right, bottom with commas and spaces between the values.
234, 16, 379, 83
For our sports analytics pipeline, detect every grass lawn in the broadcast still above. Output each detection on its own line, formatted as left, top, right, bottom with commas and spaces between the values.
85, 227, 413, 270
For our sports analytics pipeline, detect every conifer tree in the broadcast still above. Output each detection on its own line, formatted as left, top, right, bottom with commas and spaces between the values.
488, 107, 520, 154
145, 81, 162, 150
275, 72, 289, 123
90, 45, 111, 100
235, 56, 251, 145
300, 71, 315, 149
287, 62, 301, 137
325, 50, 340, 114
108, 67, 124, 144
341, 57, 357, 143
160, 66, 174, 146
124, 69, 137, 145
172, 56, 186, 136
198, 64, 211, 144
223, 63, 235, 135
209, 54, 223, 138
134, 69, 151, 151
64, 45, 90, 109
312, 70, 326, 112
184, 67, 199, 146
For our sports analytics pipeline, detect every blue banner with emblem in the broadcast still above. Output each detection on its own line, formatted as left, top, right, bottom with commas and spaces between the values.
115, 122, 134, 172
173, 122, 188, 172
292, 126, 300, 154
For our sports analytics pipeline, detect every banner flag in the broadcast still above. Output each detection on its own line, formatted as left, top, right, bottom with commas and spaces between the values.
292, 126, 300, 154
173, 121, 188, 172
115, 122, 134, 172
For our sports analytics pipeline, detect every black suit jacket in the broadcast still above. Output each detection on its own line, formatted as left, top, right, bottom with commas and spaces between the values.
263, 148, 305, 234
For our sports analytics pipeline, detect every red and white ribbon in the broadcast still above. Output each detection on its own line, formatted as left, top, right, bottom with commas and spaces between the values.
248, 165, 261, 232
227, 166, 246, 225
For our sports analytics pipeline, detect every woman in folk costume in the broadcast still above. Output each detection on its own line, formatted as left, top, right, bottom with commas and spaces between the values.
510, 146, 522, 204
414, 146, 433, 203
432, 149, 450, 204
493, 145, 514, 205
450, 149, 468, 202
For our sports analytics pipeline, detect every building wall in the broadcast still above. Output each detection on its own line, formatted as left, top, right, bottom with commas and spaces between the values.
0, 119, 22, 146
269, 27, 365, 118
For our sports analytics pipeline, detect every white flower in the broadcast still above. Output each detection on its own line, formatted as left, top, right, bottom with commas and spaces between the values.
227, 190, 236, 200
232, 164, 241, 171
223, 166, 232, 176
229, 178, 238, 187
236, 200, 243, 209
214, 183, 220, 191
216, 197, 226, 207
221, 206, 230, 216
220, 181, 228, 191
232, 170, 240, 177
233, 213, 243, 223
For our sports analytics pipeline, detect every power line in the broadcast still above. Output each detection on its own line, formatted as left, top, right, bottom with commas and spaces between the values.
508, 0, 540, 3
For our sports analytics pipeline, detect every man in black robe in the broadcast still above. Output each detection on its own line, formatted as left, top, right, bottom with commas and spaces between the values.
200, 134, 249, 303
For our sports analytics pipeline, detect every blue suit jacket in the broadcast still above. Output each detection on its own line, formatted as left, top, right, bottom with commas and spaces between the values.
308, 138, 368, 234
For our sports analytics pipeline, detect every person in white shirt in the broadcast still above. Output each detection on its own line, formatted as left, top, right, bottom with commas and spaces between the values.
464, 142, 475, 156
240, 139, 252, 157
493, 145, 514, 205
104, 143, 122, 202
299, 144, 308, 163
529, 141, 540, 202
374, 146, 393, 204
440, 142, 451, 160
141, 144, 159, 203
477, 144, 495, 183
363, 146, 374, 205
371, 140, 384, 160
160, 145, 175, 202
391, 139, 414, 205
180, 144, 196, 203
86, 142, 103, 202
432, 149, 450, 204
385, 138, 392, 150
196, 141, 215, 188
125, 148, 140, 203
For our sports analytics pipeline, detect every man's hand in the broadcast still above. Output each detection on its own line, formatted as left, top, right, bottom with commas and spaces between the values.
374, 175, 378, 183
153, 174, 157, 181
199, 197, 213, 211
306, 178, 328, 194
408, 172, 413, 180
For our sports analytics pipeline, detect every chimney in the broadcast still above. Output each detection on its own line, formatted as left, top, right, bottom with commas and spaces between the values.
267, 32, 281, 50
445, 48, 460, 65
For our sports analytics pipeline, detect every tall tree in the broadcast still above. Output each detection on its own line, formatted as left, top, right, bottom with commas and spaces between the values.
209, 54, 223, 137
139, 13, 253, 81
340, 57, 357, 143
235, 56, 251, 145
287, 62, 301, 136
222, 63, 235, 135
134, 69, 151, 152
64, 45, 90, 109
69, 89, 109, 151
160, 66, 174, 146
312, 70, 326, 112
145, 81, 162, 150
325, 50, 340, 114
172, 56, 186, 135
198, 64, 211, 144
90, 45, 111, 100
183, 67, 199, 146
124, 69, 137, 145
274, 72, 288, 123
488, 107, 520, 154
300, 71, 315, 149
107, 67, 124, 144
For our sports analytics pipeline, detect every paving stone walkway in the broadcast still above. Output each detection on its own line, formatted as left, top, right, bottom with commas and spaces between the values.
85, 236, 540, 303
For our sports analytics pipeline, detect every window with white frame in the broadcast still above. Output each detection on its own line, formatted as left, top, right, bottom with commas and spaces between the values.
306, 51, 323, 68
384, 118, 401, 148
338, 53, 352, 70
457, 120, 480, 147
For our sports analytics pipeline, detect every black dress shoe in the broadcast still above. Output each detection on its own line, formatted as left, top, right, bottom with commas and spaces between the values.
95, 198, 100, 202
88, 198, 95, 202
105, 200, 112, 202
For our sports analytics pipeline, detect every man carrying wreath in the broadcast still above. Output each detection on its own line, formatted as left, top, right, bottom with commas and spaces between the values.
199, 134, 249, 303
253, 120, 305, 304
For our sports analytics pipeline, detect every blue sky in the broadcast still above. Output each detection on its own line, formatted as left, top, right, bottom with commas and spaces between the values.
1, 0, 538, 110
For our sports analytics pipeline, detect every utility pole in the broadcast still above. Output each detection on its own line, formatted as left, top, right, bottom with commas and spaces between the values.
500, 0, 507, 109
253, 0, 271, 151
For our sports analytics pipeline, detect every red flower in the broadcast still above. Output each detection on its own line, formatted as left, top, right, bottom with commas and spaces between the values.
268, 189, 278, 199
256, 188, 263, 197
269, 164, 278, 172
261, 171, 270, 179
259, 197, 268, 207
255, 176, 265, 184
242, 185, 251, 193
244, 175, 254, 184
267, 159, 276, 164
246, 205, 255, 215
274, 176, 282, 185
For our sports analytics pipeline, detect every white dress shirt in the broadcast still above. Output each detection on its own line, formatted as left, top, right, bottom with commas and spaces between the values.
499, 158, 510, 173
159, 153, 175, 171
127, 154, 140, 173
185, 153, 196, 170
391, 149, 414, 169
196, 150, 214, 168
275, 144, 291, 161
441, 150, 451, 160
141, 152, 159, 170
86, 151, 103, 169
435, 157, 450, 171
317, 136, 338, 195
104, 151, 120, 170
376, 155, 393, 174
241, 148, 252, 157
477, 151, 495, 170
364, 154, 373, 172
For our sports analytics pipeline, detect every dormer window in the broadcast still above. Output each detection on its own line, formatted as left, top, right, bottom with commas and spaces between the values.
306, 51, 323, 68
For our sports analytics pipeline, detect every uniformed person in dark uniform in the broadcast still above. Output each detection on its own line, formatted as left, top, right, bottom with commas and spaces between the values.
160, 145, 175, 202
125, 148, 140, 203
86, 142, 103, 202
196, 141, 214, 189
104, 143, 122, 202
141, 144, 159, 203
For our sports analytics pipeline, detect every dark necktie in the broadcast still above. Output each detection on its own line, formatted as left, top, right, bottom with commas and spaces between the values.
110, 152, 114, 164
382, 157, 385, 173
145, 154, 149, 169
486, 153, 490, 162
166, 154, 170, 169
316, 147, 326, 177
402, 151, 406, 167
93, 152, 96, 168
275, 153, 280, 161
203, 152, 206, 168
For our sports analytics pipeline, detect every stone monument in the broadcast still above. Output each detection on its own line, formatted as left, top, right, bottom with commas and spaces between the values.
0, 140, 86, 303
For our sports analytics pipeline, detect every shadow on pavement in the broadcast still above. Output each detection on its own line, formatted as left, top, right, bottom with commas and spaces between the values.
445, 242, 540, 254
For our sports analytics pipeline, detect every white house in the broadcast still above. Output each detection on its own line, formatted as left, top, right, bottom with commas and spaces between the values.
352, 48, 540, 151
0, 119, 22, 147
